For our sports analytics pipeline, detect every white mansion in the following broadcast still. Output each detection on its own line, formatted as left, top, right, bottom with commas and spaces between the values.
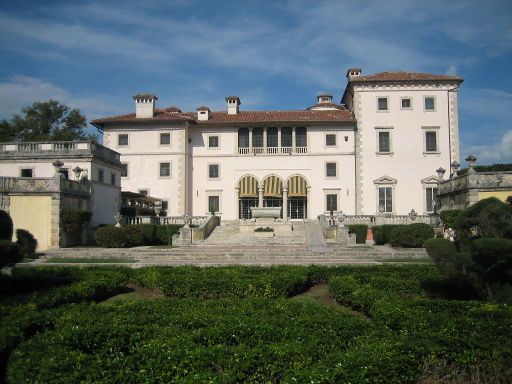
92, 68, 462, 220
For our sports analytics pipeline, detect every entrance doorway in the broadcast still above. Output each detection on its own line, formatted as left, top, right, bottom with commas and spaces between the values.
288, 197, 307, 219
239, 197, 258, 219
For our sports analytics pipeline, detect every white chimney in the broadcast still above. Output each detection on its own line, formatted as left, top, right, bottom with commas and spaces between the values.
196, 106, 211, 121
346, 68, 362, 80
133, 93, 158, 118
317, 94, 333, 104
225, 96, 241, 115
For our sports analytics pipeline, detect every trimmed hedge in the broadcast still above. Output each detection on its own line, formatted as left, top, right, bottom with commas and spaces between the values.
0, 210, 13, 241
0, 240, 21, 267
135, 224, 182, 245
373, 225, 405, 245
389, 223, 434, 248
95, 225, 144, 248
348, 224, 368, 244
440, 209, 462, 229
424, 238, 457, 263
16, 229, 37, 257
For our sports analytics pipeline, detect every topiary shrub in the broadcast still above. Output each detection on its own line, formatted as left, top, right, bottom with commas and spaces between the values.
457, 197, 512, 241
0, 240, 21, 267
61, 210, 92, 247
373, 225, 405, 245
155, 225, 182, 245
389, 223, 434, 248
120, 206, 136, 217
424, 238, 457, 263
138, 224, 157, 245
440, 210, 462, 229
95, 225, 144, 248
16, 229, 38, 258
0, 210, 13, 241
348, 225, 368, 244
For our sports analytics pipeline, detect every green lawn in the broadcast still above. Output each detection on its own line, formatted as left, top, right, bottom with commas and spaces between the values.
0, 265, 510, 383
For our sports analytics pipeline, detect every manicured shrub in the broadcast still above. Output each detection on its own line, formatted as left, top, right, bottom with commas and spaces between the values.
95, 225, 144, 248
254, 227, 274, 232
138, 224, 157, 245
440, 209, 462, 229
122, 225, 144, 247
424, 238, 456, 263
0, 210, 13, 241
0, 240, 21, 267
136, 207, 156, 216
373, 225, 405, 245
457, 163, 512, 176
348, 224, 368, 244
155, 225, 182, 245
389, 223, 434, 248
61, 210, 92, 246
457, 197, 512, 241
16, 229, 38, 258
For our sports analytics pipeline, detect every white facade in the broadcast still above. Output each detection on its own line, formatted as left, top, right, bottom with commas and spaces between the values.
94, 69, 462, 220
0, 141, 122, 227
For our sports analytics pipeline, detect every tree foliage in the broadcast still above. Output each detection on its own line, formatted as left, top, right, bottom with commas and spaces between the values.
0, 99, 96, 142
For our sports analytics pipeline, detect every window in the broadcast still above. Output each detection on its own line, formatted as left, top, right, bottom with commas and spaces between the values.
325, 134, 336, 147
98, 169, 104, 183
426, 187, 438, 212
378, 187, 393, 213
401, 98, 411, 109
121, 163, 128, 177
159, 162, 171, 177
208, 164, 219, 179
252, 128, 263, 147
377, 97, 388, 111
424, 96, 435, 111
238, 128, 249, 148
425, 131, 438, 152
208, 195, 220, 213
267, 128, 278, 147
295, 127, 307, 147
118, 134, 128, 146
326, 162, 337, 177
160, 133, 170, 145
326, 194, 338, 212
138, 189, 148, 196
111, 173, 116, 185
20, 168, 33, 177
161, 200, 168, 211
281, 127, 292, 147
378, 131, 391, 153
208, 135, 219, 148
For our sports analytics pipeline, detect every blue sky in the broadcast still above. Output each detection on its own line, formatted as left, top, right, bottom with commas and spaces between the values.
0, 0, 511, 165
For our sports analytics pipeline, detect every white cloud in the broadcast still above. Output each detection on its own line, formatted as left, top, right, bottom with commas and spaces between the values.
462, 130, 512, 164
445, 64, 458, 76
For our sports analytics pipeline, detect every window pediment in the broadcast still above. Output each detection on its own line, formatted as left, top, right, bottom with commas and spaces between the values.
421, 175, 440, 184
373, 175, 397, 185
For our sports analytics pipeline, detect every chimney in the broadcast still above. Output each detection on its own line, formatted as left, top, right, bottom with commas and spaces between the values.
317, 94, 333, 104
346, 68, 362, 80
196, 106, 211, 121
133, 93, 158, 118
225, 96, 241, 115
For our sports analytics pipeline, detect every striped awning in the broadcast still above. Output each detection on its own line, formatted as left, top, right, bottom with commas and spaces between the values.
287, 175, 307, 197
263, 176, 283, 197
239, 175, 259, 197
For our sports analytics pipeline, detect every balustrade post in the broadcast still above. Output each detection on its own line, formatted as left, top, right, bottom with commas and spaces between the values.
292, 127, 296, 153
258, 187, 264, 208
282, 188, 288, 220
278, 127, 282, 152
249, 128, 253, 153
263, 128, 267, 153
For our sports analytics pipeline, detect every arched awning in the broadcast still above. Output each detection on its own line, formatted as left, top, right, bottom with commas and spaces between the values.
263, 175, 283, 197
287, 175, 307, 197
239, 175, 259, 197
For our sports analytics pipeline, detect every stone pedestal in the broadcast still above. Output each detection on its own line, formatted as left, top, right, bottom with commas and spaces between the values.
336, 225, 356, 245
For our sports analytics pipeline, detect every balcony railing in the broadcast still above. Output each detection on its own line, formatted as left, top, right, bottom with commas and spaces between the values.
237, 146, 308, 155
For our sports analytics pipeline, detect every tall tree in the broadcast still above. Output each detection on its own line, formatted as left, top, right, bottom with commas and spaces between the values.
1, 100, 97, 142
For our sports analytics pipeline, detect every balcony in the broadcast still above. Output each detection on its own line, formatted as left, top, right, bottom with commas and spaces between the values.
0, 141, 120, 163
237, 146, 308, 155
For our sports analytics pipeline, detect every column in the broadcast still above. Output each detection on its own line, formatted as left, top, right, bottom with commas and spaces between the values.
263, 128, 267, 153
278, 127, 282, 152
235, 187, 240, 219
292, 127, 296, 153
306, 186, 311, 220
282, 188, 288, 220
258, 187, 264, 208
249, 128, 253, 153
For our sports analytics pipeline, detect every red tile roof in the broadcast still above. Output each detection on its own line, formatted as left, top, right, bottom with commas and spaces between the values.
350, 71, 463, 83
91, 108, 355, 127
